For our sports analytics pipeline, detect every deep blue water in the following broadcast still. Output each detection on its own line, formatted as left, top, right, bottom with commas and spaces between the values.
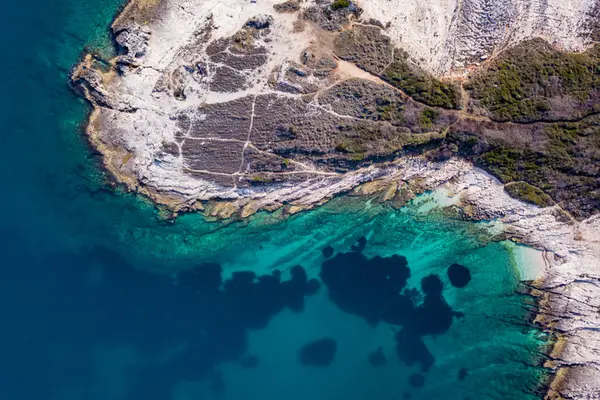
0, 1, 549, 399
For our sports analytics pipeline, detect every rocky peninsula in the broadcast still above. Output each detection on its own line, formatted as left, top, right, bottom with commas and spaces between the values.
72, 0, 600, 398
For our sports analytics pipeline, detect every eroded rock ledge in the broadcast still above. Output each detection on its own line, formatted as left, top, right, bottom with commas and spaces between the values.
72, 0, 600, 398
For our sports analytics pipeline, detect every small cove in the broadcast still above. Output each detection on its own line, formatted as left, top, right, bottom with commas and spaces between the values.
0, 0, 550, 398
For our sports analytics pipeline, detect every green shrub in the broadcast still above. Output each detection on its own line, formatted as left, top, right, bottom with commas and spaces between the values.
504, 182, 553, 207
466, 40, 600, 122
418, 108, 440, 127
382, 51, 461, 109
331, 0, 351, 10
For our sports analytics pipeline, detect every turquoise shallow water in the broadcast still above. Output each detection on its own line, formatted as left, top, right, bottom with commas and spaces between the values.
0, 0, 548, 399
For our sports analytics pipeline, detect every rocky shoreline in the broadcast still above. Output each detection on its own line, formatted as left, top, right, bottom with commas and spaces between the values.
72, 0, 600, 398
436, 166, 600, 399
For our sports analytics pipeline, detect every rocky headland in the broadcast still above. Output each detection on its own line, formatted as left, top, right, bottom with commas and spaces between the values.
72, 0, 600, 398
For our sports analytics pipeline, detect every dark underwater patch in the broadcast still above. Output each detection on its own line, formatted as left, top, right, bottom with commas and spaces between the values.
458, 367, 468, 381
209, 369, 226, 395
0, 234, 521, 400
298, 337, 337, 367
394, 329, 435, 372
319, 238, 461, 374
447, 263, 472, 288
322, 245, 334, 258
408, 373, 425, 388
368, 346, 387, 366
0, 245, 320, 399
320, 242, 411, 326
238, 355, 259, 369
351, 236, 367, 252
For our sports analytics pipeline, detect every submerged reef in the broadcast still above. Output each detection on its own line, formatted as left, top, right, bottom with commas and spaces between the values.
238, 354, 259, 369
447, 264, 472, 288
109, 254, 318, 397
22, 235, 490, 398
299, 337, 338, 367
368, 347, 387, 366
320, 238, 470, 388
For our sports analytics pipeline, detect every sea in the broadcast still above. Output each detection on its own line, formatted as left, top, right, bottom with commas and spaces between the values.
0, 0, 550, 399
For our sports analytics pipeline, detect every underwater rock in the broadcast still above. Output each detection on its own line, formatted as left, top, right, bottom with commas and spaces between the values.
414, 274, 454, 336
321, 239, 460, 373
299, 337, 337, 367
351, 236, 367, 252
447, 263, 472, 288
320, 238, 411, 325
209, 369, 226, 394
368, 347, 387, 366
238, 355, 259, 369
394, 330, 435, 372
53, 249, 321, 397
322, 245, 334, 259
408, 373, 425, 388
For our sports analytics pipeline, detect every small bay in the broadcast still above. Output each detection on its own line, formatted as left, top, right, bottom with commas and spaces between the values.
0, 0, 548, 399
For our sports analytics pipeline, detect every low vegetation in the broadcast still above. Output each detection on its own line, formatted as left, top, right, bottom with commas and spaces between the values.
418, 108, 440, 128
465, 39, 600, 122
504, 182, 554, 207
375, 99, 405, 123
382, 50, 462, 109
442, 115, 600, 218
334, 121, 446, 164
250, 175, 275, 184
331, 0, 351, 10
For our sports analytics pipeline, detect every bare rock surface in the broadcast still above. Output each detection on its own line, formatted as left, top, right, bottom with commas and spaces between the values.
360, 0, 600, 75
